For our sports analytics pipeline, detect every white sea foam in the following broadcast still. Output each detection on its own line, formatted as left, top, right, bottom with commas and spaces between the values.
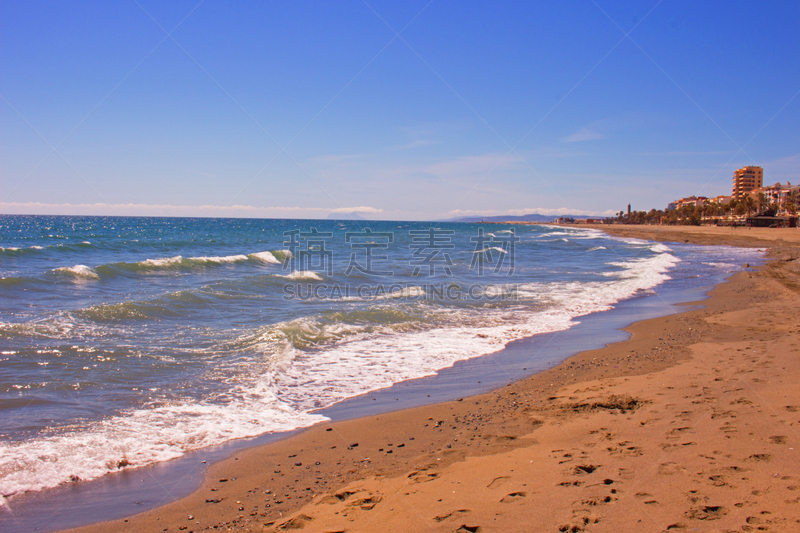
54, 265, 99, 280
375, 285, 427, 299
276, 271, 324, 281
138, 251, 282, 270
272, 249, 681, 413
588, 246, 606, 252
0, 244, 685, 498
536, 227, 606, 240
194, 254, 249, 264
472, 246, 508, 254
704, 262, 737, 270
142, 256, 184, 268
0, 389, 325, 497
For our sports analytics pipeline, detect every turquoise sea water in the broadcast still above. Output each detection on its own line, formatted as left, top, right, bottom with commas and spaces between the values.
0, 215, 764, 502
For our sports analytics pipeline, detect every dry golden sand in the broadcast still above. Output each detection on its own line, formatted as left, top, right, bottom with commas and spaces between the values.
65, 226, 800, 533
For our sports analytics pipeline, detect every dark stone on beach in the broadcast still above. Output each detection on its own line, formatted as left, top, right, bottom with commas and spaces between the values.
350, 443, 358, 448
219, 478, 228, 482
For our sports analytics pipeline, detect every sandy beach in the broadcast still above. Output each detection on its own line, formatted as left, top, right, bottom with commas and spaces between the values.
63, 226, 800, 533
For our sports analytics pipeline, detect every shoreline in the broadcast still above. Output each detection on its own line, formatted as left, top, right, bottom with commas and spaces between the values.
38, 227, 800, 531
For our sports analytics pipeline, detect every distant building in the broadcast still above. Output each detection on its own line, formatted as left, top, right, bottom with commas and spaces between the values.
750, 182, 797, 211
670, 196, 707, 209
732, 166, 763, 200
709, 195, 732, 205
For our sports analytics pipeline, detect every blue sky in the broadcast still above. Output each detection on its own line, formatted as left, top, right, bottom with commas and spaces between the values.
2, 1, 799, 220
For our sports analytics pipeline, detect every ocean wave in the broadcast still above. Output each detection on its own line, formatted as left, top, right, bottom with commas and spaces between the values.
0, 242, 94, 256
219, 252, 681, 420
275, 271, 324, 281
250, 251, 281, 264
53, 265, 99, 280
268, 249, 292, 263
45, 250, 287, 280
536, 227, 606, 240
0, 389, 325, 497
472, 246, 508, 254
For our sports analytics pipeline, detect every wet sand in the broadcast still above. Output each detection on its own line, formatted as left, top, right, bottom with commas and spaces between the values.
64, 226, 800, 533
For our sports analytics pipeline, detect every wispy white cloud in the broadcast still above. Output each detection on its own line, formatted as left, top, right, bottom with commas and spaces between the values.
559, 127, 604, 143
0, 202, 383, 218
330, 206, 383, 213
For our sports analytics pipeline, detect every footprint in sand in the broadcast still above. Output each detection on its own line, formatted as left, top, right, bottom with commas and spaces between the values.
407, 468, 440, 483
500, 492, 527, 503
658, 462, 688, 476
433, 509, 470, 522
572, 464, 600, 476
666, 427, 692, 440
745, 453, 772, 463
685, 505, 728, 520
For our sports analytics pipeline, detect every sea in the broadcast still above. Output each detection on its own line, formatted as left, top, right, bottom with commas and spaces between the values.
0, 215, 765, 510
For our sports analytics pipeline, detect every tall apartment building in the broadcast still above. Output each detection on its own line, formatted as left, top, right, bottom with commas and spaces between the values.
732, 166, 763, 200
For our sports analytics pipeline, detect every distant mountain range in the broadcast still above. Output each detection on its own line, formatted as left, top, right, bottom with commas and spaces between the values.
441, 214, 595, 223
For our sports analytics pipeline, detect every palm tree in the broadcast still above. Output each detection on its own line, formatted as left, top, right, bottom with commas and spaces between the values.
745, 196, 755, 217
757, 192, 767, 213
787, 190, 799, 216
